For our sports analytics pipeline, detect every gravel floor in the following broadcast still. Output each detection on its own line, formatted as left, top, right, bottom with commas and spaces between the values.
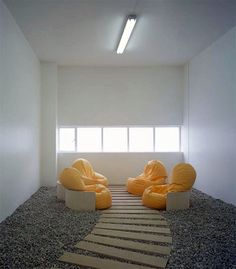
0, 187, 235, 269
163, 190, 236, 269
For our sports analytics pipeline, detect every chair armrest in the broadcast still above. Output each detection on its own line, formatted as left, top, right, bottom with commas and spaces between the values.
94, 172, 106, 179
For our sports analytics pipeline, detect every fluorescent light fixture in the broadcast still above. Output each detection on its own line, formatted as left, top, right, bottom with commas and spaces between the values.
117, 15, 137, 54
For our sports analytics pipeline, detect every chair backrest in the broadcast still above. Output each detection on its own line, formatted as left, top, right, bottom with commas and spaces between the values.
144, 160, 168, 181
72, 158, 94, 178
168, 163, 196, 192
59, 167, 86, 191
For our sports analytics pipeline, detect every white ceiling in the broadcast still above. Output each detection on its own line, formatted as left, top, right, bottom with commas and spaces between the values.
3, 0, 236, 66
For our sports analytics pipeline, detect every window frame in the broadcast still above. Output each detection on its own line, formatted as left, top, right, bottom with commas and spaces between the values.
103, 127, 128, 153
154, 126, 181, 152
76, 127, 102, 153
128, 127, 154, 153
58, 125, 181, 153
58, 127, 76, 153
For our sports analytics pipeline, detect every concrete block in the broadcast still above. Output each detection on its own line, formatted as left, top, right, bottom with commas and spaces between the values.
57, 181, 65, 201
166, 191, 190, 210
65, 189, 96, 211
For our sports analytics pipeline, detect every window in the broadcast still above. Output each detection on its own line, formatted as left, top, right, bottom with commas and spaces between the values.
77, 128, 101, 152
59, 128, 75, 152
129, 127, 153, 152
103, 127, 128, 152
58, 126, 181, 153
155, 127, 180, 152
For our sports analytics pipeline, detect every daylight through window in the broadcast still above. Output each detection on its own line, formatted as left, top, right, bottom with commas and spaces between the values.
58, 126, 180, 152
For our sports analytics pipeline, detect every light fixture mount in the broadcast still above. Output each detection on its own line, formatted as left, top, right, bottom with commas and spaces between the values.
116, 14, 137, 54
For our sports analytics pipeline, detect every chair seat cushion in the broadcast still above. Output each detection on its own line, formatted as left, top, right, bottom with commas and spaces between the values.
142, 185, 168, 209
85, 184, 112, 209
127, 177, 166, 196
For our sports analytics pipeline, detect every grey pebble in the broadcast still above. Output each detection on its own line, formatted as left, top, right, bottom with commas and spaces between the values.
0, 187, 235, 269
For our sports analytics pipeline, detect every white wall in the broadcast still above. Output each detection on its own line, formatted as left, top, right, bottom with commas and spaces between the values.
0, 0, 41, 222
41, 62, 58, 186
184, 26, 236, 205
58, 66, 184, 125
58, 152, 183, 185
57, 66, 184, 184
181, 64, 189, 158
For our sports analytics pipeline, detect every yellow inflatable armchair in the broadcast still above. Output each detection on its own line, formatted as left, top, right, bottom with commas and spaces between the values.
126, 160, 168, 196
142, 163, 196, 209
72, 158, 108, 187
60, 167, 86, 191
59, 167, 112, 209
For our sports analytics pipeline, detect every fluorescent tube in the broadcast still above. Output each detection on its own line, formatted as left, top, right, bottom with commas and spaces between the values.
117, 15, 137, 54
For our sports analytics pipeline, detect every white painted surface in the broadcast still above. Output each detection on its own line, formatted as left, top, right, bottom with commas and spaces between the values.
181, 64, 189, 161
3, 0, 236, 65
57, 181, 65, 201
57, 66, 184, 185
166, 191, 190, 210
185, 27, 236, 205
65, 189, 95, 211
58, 66, 184, 125
0, 0, 41, 222
58, 153, 183, 185
41, 62, 58, 186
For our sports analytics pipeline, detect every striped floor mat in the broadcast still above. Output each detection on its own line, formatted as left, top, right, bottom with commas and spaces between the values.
58, 185, 172, 269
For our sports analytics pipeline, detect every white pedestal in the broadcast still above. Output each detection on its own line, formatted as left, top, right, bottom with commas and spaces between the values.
65, 189, 96, 211
57, 181, 65, 201
166, 191, 190, 210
